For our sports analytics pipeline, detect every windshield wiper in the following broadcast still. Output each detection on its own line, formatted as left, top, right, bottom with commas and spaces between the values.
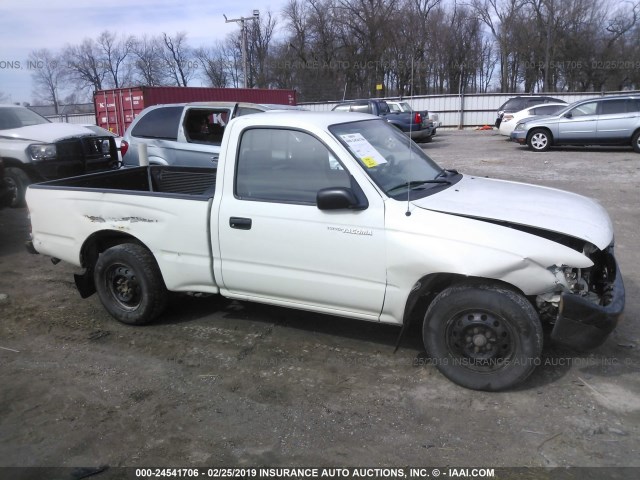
386, 179, 451, 195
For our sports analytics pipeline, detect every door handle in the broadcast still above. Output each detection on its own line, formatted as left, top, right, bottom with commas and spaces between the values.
230, 217, 252, 230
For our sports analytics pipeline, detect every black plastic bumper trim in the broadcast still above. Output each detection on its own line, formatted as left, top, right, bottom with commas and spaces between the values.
551, 254, 625, 350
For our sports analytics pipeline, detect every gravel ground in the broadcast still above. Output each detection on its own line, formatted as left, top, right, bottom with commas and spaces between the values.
1, 130, 639, 475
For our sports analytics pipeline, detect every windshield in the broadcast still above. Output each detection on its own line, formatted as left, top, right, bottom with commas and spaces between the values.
330, 119, 447, 199
0, 107, 50, 130
398, 102, 412, 112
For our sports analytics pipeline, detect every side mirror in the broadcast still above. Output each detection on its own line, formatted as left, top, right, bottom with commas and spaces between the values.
563, 112, 573, 119
317, 187, 360, 210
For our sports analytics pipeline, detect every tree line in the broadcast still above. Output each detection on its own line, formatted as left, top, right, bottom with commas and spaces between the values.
28, 0, 640, 110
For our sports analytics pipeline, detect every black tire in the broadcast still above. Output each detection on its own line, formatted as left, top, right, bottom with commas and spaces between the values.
632, 130, 640, 153
5, 167, 30, 208
422, 283, 543, 391
527, 128, 552, 152
94, 243, 168, 325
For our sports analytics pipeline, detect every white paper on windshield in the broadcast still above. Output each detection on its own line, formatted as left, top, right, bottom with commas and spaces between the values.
340, 133, 387, 168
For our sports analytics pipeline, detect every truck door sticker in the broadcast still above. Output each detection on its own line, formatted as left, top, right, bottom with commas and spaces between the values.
339, 133, 387, 168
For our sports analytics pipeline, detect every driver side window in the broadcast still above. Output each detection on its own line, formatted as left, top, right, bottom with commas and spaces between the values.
236, 128, 351, 204
569, 102, 598, 117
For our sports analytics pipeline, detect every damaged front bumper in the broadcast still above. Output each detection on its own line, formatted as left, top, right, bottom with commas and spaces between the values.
551, 253, 625, 350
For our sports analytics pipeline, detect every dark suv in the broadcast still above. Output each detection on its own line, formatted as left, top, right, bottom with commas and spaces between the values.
496, 96, 566, 128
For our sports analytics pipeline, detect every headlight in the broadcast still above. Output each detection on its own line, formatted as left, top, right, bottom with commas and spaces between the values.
514, 123, 526, 131
29, 144, 57, 161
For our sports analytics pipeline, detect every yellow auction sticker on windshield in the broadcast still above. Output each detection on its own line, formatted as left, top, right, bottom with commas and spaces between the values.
361, 156, 378, 168
340, 133, 387, 168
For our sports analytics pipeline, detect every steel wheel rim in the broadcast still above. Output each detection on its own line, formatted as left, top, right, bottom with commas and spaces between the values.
105, 263, 141, 311
445, 309, 517, 372
531, 133, 547, 150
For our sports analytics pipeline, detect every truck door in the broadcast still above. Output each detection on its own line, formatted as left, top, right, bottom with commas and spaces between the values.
217, 127, 387, 320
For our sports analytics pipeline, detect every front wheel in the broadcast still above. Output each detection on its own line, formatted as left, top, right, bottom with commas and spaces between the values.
5, 167, 30, 208
94, 243, 168, 325
527, 129, 552, 152
422, 283, 543, 391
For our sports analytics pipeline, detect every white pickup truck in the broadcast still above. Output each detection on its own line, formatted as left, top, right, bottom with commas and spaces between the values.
26, 112, 625, 391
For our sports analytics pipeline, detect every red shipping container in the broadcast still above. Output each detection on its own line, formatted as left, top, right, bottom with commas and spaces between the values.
94, 86, 297, 136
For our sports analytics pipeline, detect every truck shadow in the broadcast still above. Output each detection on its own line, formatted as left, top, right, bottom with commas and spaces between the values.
156, 290, 639, 391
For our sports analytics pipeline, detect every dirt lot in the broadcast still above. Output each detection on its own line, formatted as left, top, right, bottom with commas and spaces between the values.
1, 130, 639, 473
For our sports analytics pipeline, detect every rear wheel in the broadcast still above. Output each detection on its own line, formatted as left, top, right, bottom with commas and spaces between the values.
527, 129, 552, 152
632, 130, 640, 153
5, 167, 30, 208
94, 243, 168, 325
422, 283, 543, 391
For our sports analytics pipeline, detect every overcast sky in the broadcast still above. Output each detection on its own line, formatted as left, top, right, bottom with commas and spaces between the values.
0, 0, 288, 104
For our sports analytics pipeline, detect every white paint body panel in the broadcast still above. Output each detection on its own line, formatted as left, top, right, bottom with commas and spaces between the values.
1, 123, 96, 143
27, 111, 616, 326
27, 189, 216, 293
412, 175, 613, 250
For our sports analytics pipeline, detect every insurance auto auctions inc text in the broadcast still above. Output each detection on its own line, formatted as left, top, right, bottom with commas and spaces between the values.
254, 467, 494, 478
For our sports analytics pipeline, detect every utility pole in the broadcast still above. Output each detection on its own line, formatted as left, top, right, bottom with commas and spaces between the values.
224, 10, 260, 88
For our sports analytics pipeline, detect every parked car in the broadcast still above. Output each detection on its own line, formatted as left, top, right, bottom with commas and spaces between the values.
495, 96, 566, 128
0, 157, 13, 209
26, 112, 624, 391
0, 104, 118, 207
510, 95, 640, 152
332, 99, 434, 142
121, 102, 303, 168
386, 100, 438, 135
498, 103, 568, 136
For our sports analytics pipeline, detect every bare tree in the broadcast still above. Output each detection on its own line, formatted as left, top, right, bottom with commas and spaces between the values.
131, 35, 168, 86
472, 0, 528, 92
96, 31, 134, 88
194, 43, 229, 87
29, 49, 66, 112
161, 32, 196, 86
63, 38, 106, 93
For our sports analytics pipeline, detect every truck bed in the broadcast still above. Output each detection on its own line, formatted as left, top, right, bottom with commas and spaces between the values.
27, 166, 219, 293
29, 166, 217, 198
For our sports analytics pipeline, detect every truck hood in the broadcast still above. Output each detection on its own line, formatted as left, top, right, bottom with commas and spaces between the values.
0, 123, 94, 143
412, 175, 613, 250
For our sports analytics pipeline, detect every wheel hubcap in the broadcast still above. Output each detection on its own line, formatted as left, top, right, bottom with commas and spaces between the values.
107, 263, 141, 310
446, 311, 515, 370
531, 133, 547, 149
